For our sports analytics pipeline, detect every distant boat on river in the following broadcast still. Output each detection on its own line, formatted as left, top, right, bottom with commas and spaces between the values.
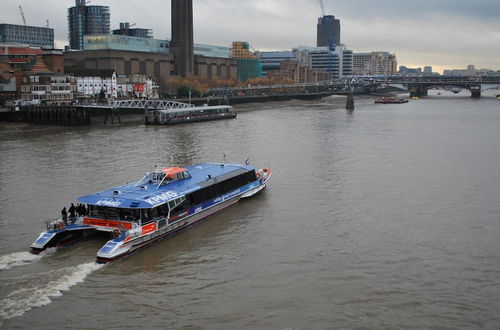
375, 97, 409, 104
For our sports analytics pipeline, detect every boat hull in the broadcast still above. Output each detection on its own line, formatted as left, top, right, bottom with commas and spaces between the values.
30, 226, 96, 254
96, 194, 241, 263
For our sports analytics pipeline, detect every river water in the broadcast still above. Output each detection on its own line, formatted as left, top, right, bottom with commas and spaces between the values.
1, 91, 500, 329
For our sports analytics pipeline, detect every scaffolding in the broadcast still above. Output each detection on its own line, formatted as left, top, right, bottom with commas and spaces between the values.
231, 42, 263, 82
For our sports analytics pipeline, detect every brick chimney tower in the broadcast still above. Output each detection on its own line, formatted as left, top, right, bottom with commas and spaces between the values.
171, 0, 194, 77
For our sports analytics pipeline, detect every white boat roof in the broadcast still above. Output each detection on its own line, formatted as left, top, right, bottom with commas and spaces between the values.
158, 105, 233, 113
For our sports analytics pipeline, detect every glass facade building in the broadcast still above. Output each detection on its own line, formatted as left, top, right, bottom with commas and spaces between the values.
84, 35, 170, 54
0, 24, 54, 48
258, 51, 296, 75
68, 0, 110, 50
83, 35, 231, 59
194, 44, 230, 59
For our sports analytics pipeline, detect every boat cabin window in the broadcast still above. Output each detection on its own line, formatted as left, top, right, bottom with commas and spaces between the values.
141, 204, 169, 224
137, 171, 166, 186
89, 206, 141, 222
159, 170, 191, 186
136, 168, 191, 187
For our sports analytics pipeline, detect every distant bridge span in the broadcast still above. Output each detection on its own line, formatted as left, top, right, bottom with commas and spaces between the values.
364, 76, 500, 98
209, 76, 500, 99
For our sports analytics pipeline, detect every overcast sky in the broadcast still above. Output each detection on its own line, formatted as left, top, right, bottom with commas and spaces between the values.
2, 0, 499, 73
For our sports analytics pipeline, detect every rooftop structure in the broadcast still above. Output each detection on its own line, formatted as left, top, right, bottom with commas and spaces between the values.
0, 45, 49, 72
113, 23, 152, 39
84, 35, 170, 54
195, 43, 230, 59
68, 0, 110, 50
0, 24, 54, 48
83, 35, 230, 59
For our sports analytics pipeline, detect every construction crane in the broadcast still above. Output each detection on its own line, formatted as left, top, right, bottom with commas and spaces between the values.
318, 0, 325, 16
19, 5, 26, 25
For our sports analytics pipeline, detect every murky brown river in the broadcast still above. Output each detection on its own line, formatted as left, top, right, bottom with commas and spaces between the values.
1, 91, 500, 329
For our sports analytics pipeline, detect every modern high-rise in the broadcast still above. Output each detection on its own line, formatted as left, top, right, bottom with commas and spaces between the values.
0, 24, 54, 48
171, 0, 194, 77
317, 15, 341, 47
68, 0, 110, 50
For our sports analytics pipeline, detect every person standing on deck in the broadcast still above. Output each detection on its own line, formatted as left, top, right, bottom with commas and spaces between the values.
61, 207, 68, 224
69, 203, 76, 223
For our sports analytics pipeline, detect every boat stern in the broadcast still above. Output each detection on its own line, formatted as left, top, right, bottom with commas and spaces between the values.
241, 168, 272, 198
30, 230, 58, 254
96, 235, 132, 263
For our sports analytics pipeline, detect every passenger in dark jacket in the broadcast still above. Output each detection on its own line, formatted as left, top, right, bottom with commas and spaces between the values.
69, 203, 76, 222
61, 207, 68, 223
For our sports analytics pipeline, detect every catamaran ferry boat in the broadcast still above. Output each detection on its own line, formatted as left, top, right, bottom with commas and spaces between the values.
31, 163, 271, 263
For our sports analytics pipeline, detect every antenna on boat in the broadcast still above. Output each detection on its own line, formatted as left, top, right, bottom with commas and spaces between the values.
223, 154, 226, 164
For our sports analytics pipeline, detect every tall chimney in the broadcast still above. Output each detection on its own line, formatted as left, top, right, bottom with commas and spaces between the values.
171, 0, 194, 77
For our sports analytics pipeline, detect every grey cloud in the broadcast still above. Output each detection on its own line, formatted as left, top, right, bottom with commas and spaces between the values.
0, 0, 498, 72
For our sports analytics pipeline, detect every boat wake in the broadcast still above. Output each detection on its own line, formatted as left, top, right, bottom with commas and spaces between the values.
0, 251, 49, 271
0, 262, 103, 322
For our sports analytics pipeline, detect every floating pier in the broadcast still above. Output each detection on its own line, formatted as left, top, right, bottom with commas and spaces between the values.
26, 105, 91, 126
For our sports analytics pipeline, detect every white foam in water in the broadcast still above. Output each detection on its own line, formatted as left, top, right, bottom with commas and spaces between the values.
0, 252, 42, 271
0, 262, 103, 321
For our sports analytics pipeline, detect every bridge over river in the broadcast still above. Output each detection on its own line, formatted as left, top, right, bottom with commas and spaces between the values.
210, 76, 500, 99
365, 76, 500, 98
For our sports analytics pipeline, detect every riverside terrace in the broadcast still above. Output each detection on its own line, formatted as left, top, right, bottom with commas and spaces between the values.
3, 76, 500, 126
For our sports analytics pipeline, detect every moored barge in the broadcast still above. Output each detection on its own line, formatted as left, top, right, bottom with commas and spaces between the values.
145, 105, 236, 125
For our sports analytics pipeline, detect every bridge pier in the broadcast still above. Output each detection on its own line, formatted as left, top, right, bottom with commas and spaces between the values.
346, 93, 355, 111
470, 86, 481, 98
409, 86, 427, 98
26, 105, 90, 126
104, 108, 121, 125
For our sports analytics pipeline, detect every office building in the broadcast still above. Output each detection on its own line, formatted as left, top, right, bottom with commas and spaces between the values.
399, 66, 422, 76
294, 45, 352, 78
68, 0, 110, 50
17, 73, 77, 104
353, 52, 397, 76
317, 15, 341, 47
258, 51, 296, 75
0, 24, 54, 48
231, 42, 263, 82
